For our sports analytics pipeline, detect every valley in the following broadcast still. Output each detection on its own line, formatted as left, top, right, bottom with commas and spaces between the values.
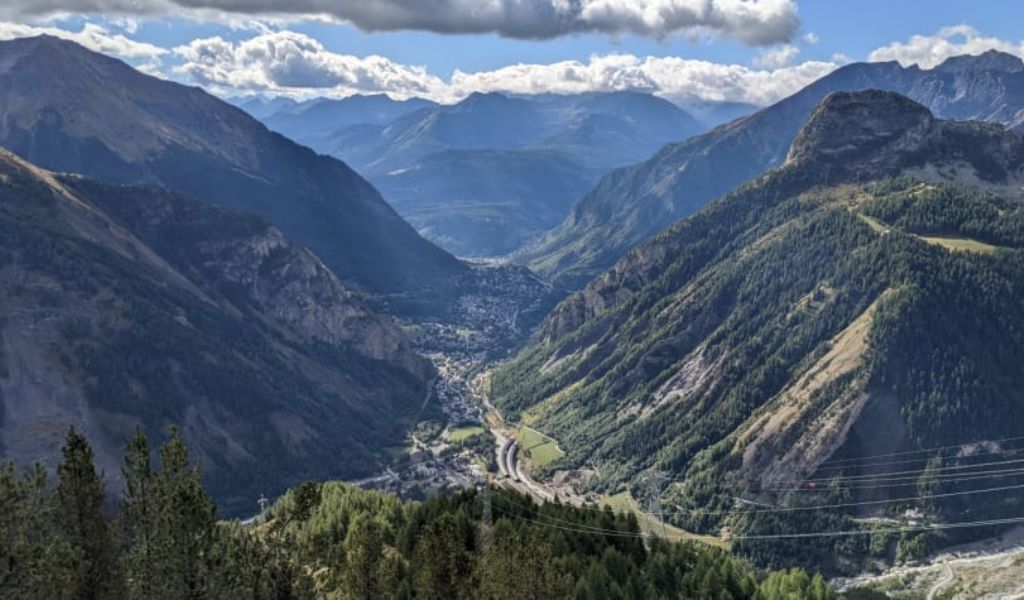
6, 15, 1024, 596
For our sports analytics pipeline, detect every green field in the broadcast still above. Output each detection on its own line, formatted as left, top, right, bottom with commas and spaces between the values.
516, 427, 564, 468
919, 235, 1000, 253
447, 425, 486, 443
601, 492, 729, 549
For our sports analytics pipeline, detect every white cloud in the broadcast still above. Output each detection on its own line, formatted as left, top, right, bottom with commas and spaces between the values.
752, 43, 799, 68
0, 21, 166, 67
173, 31, 446, 99
0, 0, 801, 45
167, 30, 838, 105
167, 30, 838, 106
831, 52, 852, 65
868, 25, 1024, 68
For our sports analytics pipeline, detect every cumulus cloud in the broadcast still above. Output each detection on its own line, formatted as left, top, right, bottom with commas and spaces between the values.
0, 0, 801, 45
868, 25, 1024, 69
752, 43, 799, 69
449, 53, 834, 105
169, 31, 837, 106
173, 31, 446, 98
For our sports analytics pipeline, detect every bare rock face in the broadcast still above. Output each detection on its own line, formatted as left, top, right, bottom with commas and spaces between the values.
788, 90, 1024, 187
786, 90, 936, 166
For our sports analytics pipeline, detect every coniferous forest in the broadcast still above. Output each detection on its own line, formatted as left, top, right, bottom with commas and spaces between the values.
0, 427, 840, 599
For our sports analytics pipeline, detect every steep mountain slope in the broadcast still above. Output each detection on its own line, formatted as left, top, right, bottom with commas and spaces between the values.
523, 50, 1024, 289
306, 91, 701, 256
0, 147, 431, 515
491, 91, 1024, 565
0, 35, 466, 298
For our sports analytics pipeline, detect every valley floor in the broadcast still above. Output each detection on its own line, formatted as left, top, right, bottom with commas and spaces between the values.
837, 526, 1024, 599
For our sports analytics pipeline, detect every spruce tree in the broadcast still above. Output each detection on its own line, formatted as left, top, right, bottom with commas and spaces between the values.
152, 427, 217, 599
53, 426, 121, 599
340, 514, 393, 599
120, 427, 155, 597
1, 462, 78, 598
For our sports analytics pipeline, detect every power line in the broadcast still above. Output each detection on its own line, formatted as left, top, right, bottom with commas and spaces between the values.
813, 445, 1024, 474
662, 482, 1024, 517
761, 467, 1024, 492
815, 435, 1024, 468
731, 516, 1024, 541
492, 496, 1024, 543
798, 456, 1024, 484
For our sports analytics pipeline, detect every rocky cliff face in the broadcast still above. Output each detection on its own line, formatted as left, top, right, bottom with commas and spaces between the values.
67, 177, 430, 378
0, 149, 431, 514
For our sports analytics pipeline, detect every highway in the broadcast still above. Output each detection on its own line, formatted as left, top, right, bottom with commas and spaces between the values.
494, 430, 554, 503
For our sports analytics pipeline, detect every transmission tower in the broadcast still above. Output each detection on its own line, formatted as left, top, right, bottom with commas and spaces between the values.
639, 471, 669, 547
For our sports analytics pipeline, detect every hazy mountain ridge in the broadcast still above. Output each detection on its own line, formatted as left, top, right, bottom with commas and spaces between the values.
254, 89, 705, 257
491, 91, 1024, 567
522, 50, 1024, 289
258, 94, 438, 149
0, 147, 431, 514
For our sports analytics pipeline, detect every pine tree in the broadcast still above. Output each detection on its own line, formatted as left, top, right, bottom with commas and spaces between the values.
120, 427, 155, 597
152, 427, 217, 599
53, 426, 121, 599
412, 513, 473, 600
1, 462, 78, 598
340, 514, 397, 599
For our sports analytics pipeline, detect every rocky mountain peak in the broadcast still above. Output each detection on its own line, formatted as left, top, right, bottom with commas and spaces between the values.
934, 49, 1024, 74
787, 89, 1024, 187
786, 90, 935, 166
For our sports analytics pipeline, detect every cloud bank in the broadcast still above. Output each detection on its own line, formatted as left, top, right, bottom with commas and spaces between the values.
169, 30, 836, 105
0, 0, 800, 45
869, 25, 1024, 69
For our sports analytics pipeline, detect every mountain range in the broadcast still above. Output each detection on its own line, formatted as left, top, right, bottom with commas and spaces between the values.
520, 49, 1024, 289
492, 89, 1024, 568
0, 147, 432, 515
0, 35, 466, 305
250, 90, 708, 256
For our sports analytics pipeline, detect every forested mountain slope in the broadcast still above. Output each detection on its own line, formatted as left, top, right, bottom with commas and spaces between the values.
0, 148, 431, 514
491, 90, 1024, 567
522, 50, 1024, 289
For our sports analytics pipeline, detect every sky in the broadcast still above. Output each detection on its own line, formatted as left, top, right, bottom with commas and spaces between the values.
1, 1, 1023, 106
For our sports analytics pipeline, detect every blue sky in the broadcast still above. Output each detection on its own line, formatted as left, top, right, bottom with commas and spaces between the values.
2, 1, 1023, 105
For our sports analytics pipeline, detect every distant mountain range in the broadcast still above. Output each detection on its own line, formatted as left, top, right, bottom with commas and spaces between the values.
247, 90, 711, 256
520, 49, 1024, 289
0, 147, 432, 515
0, 35, 465, 304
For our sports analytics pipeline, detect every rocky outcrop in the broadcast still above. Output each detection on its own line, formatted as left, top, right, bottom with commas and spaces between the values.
0, 149, 432, 514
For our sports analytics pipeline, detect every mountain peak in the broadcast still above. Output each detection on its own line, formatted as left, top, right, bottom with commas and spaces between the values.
934, 49, 1024, 73
786, 90, 934, 165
